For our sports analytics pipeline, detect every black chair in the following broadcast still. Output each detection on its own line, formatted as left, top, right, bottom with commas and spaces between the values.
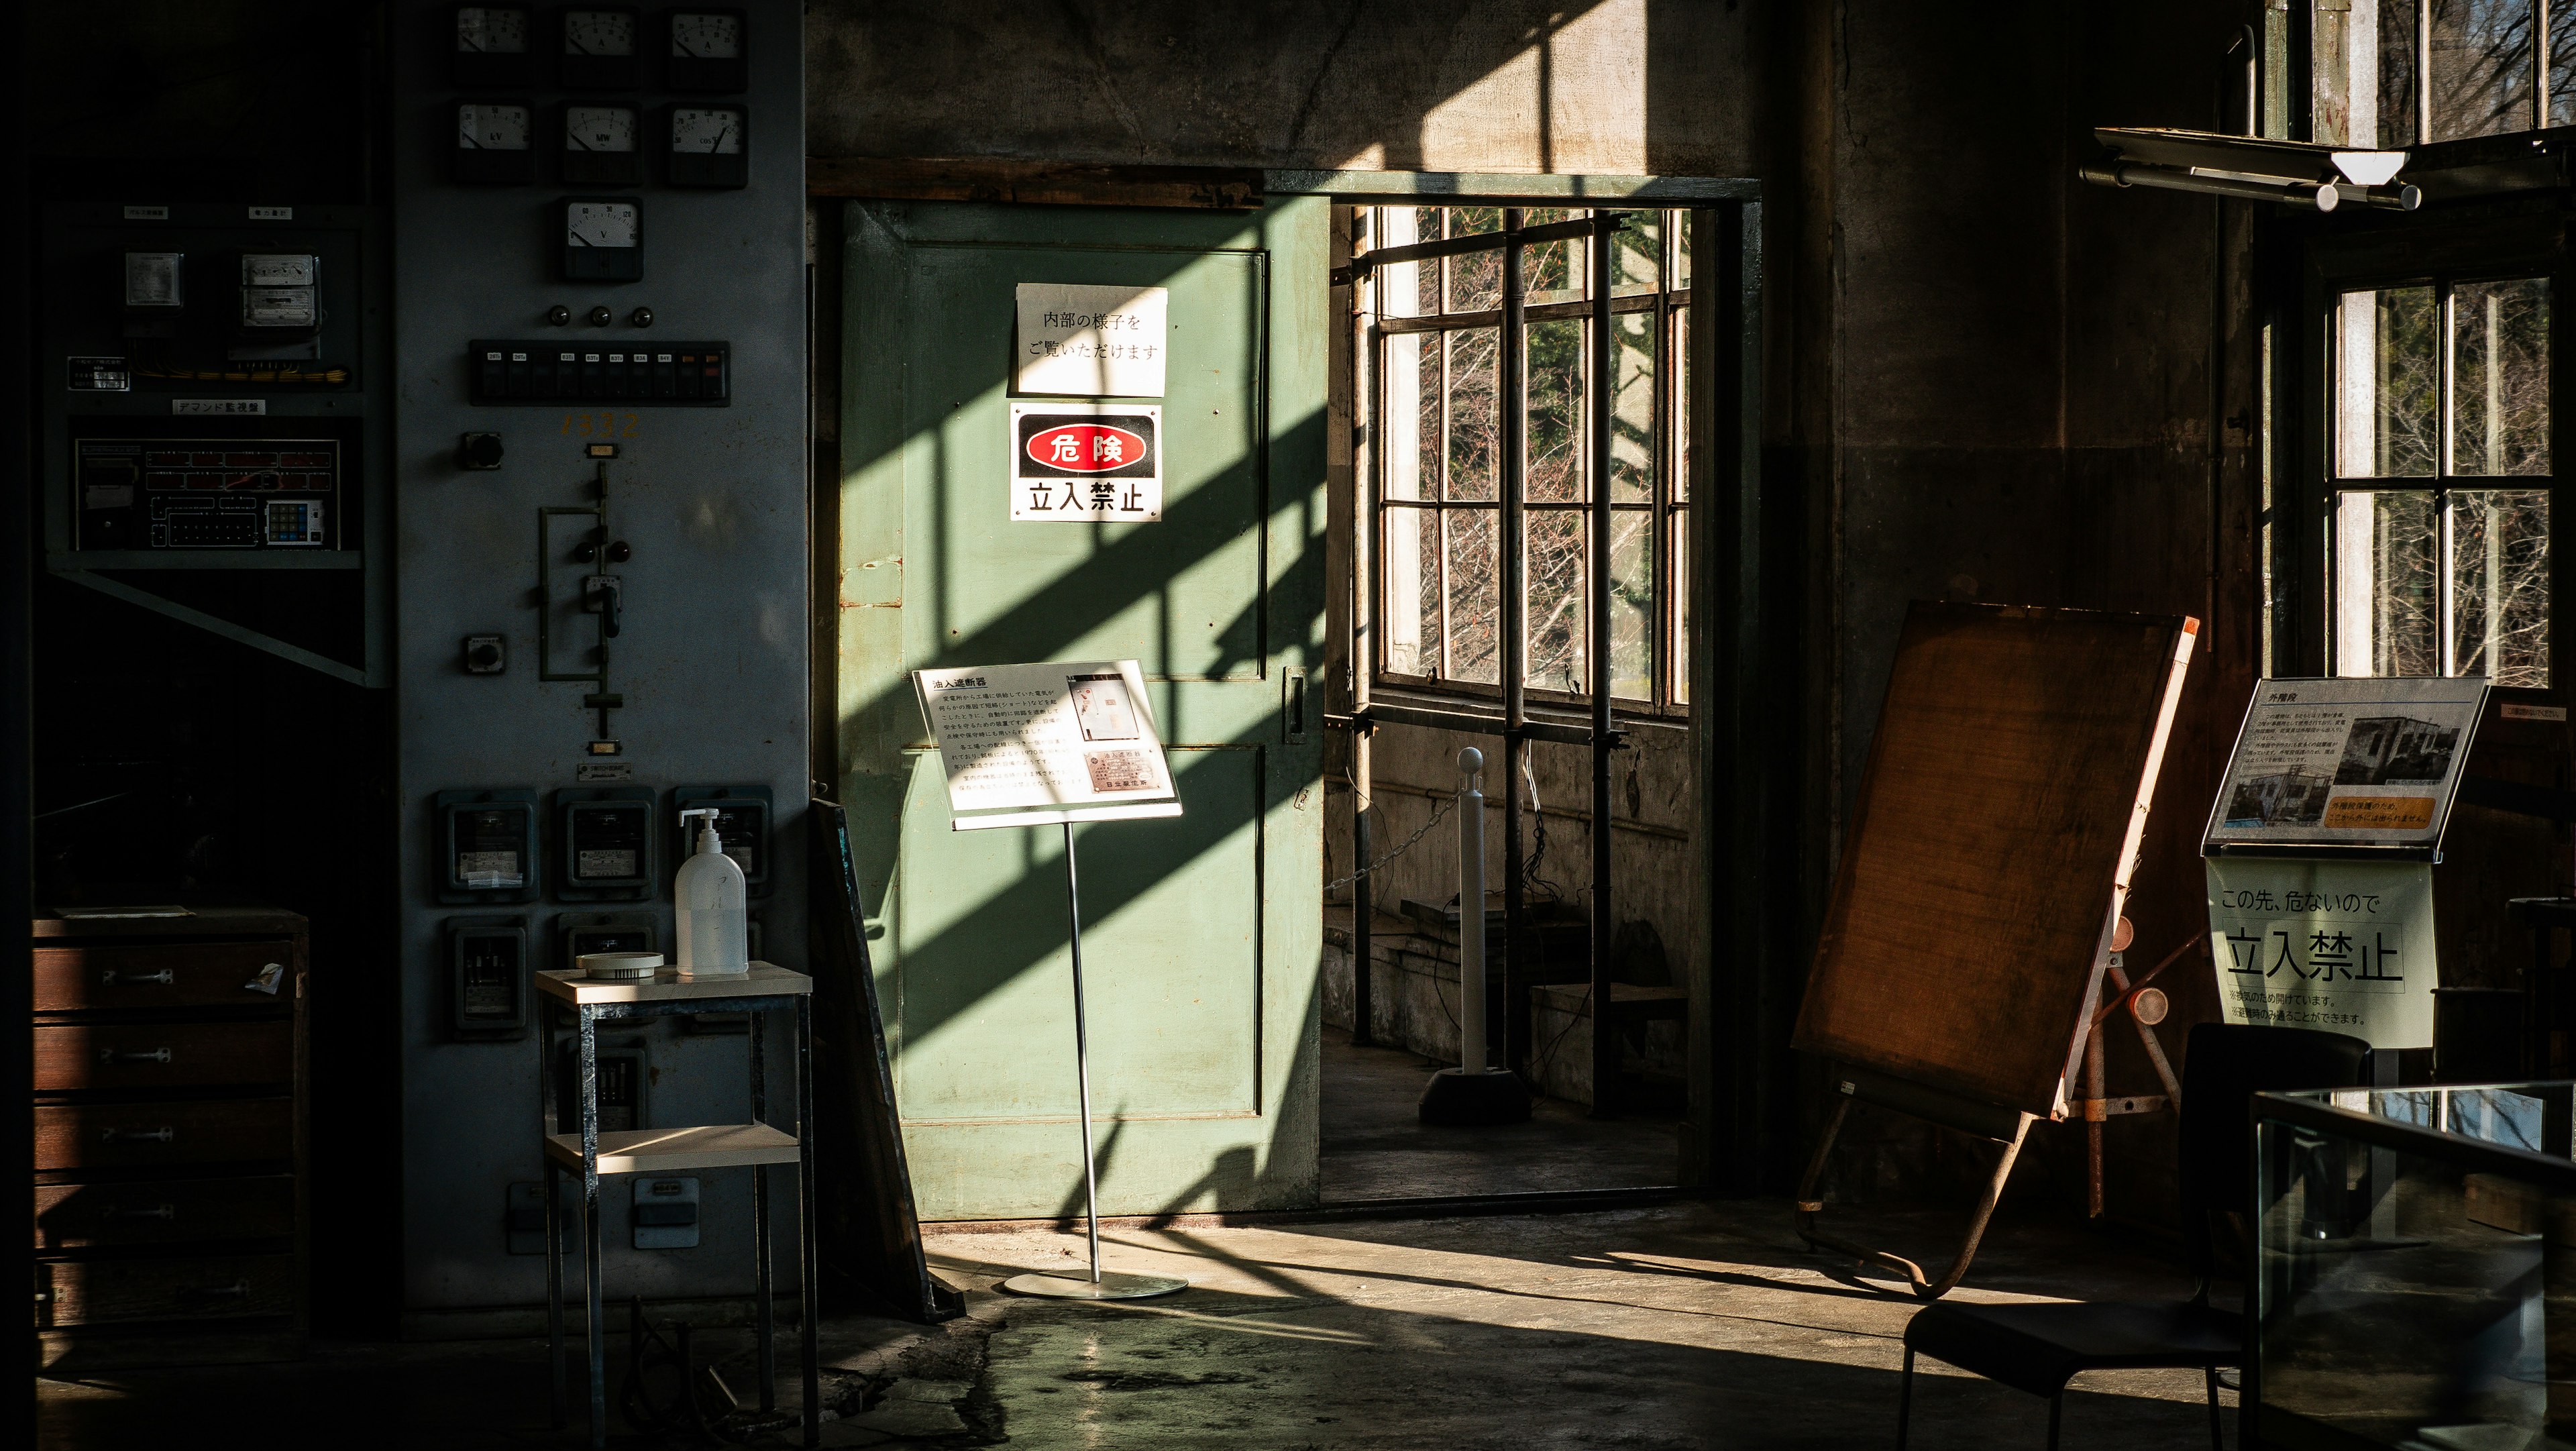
1895, 1022, 2371, 1450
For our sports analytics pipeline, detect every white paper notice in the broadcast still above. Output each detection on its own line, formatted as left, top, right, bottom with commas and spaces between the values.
2202, 676, 2488, 851
1015, 283, 1168, 397
913, 660, 1181, 826
2206, 857, 2436, 1049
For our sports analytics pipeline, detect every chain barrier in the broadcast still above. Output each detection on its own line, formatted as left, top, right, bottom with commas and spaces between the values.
1324, 790, 1457, 896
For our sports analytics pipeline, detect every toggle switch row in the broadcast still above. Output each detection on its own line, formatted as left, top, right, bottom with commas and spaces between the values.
468, 339, 731, 405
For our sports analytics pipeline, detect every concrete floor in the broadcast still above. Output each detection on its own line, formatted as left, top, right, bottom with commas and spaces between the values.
1319, 1025, 1681, 1201
38, 1198, 2236, 1449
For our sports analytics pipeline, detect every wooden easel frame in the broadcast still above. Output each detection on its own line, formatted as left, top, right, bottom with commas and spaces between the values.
1791, 1065, 2035, 1299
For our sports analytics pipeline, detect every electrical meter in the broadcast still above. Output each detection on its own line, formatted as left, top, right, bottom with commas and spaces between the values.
557, 197, 642, 282
123, 252, 185, 337
559, 103, 640, 186
237, 253, 321, 354
663, 105, 747, 189
557, 911, 655, 974
447, 916, 531, 1040
555, 1044, 645, 1132
665, 9, 746, 92
435, 788, 541, 904
559, 7, 640, 89
557, 786, 653, 900
452, 4, 535, 87
669, 785, 772, 898
455, 102, 536, 185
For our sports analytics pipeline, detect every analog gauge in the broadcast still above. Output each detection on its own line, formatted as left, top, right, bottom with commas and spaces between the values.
665, 8, 746, 91
561, 9, 635, 54
456, 5, 529, 52
453, 4, 534, 85
559, 103, 641, 184
566, 105, 635, 152
458, 103, 532, 150
566, 201, 638, 248
670, 107, 741, 154
670, 12, 739, 57
454, 102, 536, 184
663, 104, 748, 188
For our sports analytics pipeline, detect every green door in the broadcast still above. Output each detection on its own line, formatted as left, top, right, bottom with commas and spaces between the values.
837, 199, 1326, 1219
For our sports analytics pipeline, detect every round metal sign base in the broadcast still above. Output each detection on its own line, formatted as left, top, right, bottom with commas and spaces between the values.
1001, 1270, 1188, 1301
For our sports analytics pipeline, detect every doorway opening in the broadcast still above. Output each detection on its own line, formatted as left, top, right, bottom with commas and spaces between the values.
1316, 185, 1733, 1203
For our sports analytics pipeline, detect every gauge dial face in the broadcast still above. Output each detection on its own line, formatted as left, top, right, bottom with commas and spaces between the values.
563, 9, 635, 55
670, 12, 740, 57
566, 201, 639, 249
458, 103, 532, 150
672, 107, 743, 154
455, 5, 530, 52
566, 105, 637, 152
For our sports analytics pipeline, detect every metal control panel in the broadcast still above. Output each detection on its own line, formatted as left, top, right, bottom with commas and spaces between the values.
392, 0, 806, 1326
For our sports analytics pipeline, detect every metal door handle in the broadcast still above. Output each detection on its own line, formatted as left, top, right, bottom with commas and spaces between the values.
101, 1126, 175, 1143
106, 1204, 176, 1221
100, 1047, 172, 1065
101, 969, 174, 986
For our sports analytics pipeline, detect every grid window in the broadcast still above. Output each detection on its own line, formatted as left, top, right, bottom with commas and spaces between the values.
1366, 206, 1693, 714
2330, 275, 2553, 686
2312, 1, 2568, 146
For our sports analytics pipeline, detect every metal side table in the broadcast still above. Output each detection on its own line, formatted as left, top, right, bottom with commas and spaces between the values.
535, 961, 818, 1449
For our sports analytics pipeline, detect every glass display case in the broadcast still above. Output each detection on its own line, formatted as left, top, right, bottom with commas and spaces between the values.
2255, 1082, 2576, 1450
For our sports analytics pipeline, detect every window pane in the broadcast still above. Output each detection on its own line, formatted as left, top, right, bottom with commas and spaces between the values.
1613, 213, 1659, 297
1674, 209, 1693, 290
2334, 490, 2441, 676
2554, 0, 2576, 124
1525, 320, 1584, 502
2451, 276, 2551, 476
2429, 0, 2535, 142
1383, 505, 1441, 677
2337, 286, 2438, 478
1612, 310, 1655, 503
1382, 332, 1434, 501
2451, 489, 2551, 685
1525, 510, 1586, 694
2379, 0, 2424, 145
1375, 207, 1440, 320
1672, 513, 1690, 705
1610, 509, 1654, 700
1674, 307, 1691, 502
1444, 328, 1499, 501
1447, 207, 1503, 313
1444, 508, 1499, 684
1523, 207, 1582, 307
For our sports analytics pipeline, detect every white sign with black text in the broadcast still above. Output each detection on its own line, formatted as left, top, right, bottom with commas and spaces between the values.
2205, 856, 2436, 1049
912, 659, 1183, 830
1009, 402, 1162, 522
1014, 282, 1168, 397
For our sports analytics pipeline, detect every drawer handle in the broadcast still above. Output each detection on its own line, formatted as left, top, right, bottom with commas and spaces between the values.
100, 969, 175, 987
99, 1047, 173, 1065
180, 1281, 250, 1301
101, 1126, 175, 1144
106, 1203, 177, 1221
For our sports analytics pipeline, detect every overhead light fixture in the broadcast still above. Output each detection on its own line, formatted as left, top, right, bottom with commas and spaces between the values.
2082, 127, 2418, 211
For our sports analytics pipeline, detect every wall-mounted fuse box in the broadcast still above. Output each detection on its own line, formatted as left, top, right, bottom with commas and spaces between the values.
669, 785, 771, 899
555, 1044, 645, 1132
556, 911, 656, 974
447, 916, 530, 1040
557, 786, 654, 901
631, 1177, 700, 1249
435, 789, 541, 904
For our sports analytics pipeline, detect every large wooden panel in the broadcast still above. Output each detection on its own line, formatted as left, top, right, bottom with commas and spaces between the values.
1792, 603, 2195, 1115
34, 1099, 295, 1173
33, 940, 294, 1012
34, 1254, 299, 1328
35, 1177, 295, 1251
33, 1021, 293, 1093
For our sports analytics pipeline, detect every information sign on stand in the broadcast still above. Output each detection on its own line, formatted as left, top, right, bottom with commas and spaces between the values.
910, 659, 1187, 1301
2202, 677, 2489, 1049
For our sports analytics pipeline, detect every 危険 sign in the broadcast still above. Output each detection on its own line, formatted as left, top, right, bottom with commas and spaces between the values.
1010, 402, 1161, 522
1016, 283, 1168, 398
2205, 856, 2435, 1049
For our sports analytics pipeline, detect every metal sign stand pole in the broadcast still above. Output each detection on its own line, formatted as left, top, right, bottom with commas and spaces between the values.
1001, 820, 1185, 1301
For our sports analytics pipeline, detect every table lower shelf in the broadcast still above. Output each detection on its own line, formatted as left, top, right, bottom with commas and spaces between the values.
542, 1123, 800, 1175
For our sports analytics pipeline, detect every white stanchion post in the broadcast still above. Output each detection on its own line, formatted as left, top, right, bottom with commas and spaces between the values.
1456, 747, 1487, 1073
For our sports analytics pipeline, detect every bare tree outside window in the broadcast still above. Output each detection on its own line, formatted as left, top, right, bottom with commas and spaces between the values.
1367, 207, 1693, 714
2333, 276, 2552, 686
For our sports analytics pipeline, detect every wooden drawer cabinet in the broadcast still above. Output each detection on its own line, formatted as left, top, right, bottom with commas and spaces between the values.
35, 1253, 300, 1328
36, 1177, 297, 1251
32, 908, 309, 1366
34, 942, 291, 1012
33, 1021, 294, 1093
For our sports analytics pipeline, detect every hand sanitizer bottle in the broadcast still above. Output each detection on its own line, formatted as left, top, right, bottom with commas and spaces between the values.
674, 808, 749, 977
